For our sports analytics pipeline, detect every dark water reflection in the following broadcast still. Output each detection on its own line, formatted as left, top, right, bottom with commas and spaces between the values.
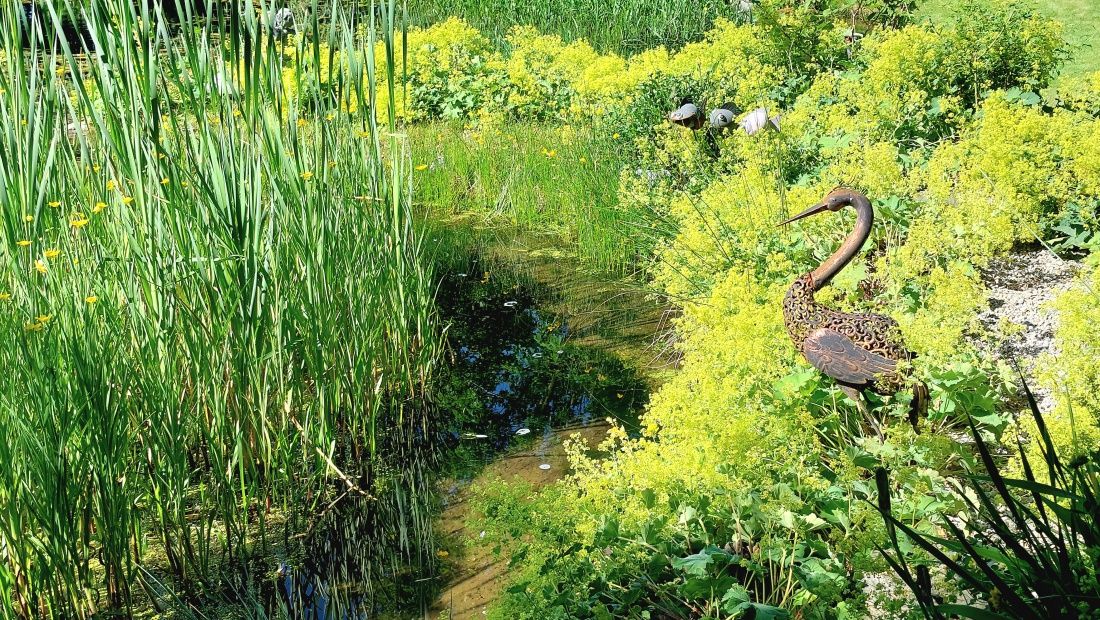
277, 225, 667, 618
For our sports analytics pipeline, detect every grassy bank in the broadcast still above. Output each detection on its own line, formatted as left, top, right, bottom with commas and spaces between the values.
0, 1, 442, 616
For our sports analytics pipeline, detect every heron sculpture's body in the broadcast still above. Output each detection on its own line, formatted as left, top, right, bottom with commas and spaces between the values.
782, 189, 927, 438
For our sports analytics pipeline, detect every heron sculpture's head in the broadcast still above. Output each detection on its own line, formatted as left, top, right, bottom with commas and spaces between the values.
780, 188, 867, 225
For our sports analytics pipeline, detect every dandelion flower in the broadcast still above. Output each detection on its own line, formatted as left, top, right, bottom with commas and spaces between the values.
44, 249, 60, 259
85, 295, 98, 304
414, 164, 428, 171
93, 202, 107, 213
36, 314, 52, 323
24, 215, 33, 222
123, 196, 134, 204
17, 240, 30, 247
34, 260, 47, 274
48, 201, 61, 208
300, 171, 314, 180
71, 217, 90, 228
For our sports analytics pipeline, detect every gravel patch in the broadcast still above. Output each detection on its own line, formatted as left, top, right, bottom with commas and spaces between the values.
977, 248, 1083, 411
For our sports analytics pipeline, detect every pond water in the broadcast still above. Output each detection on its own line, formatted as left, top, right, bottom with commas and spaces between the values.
277, 222, 671, 619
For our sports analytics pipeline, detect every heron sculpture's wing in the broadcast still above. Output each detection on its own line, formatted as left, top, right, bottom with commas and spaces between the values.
803, 328, 897, 386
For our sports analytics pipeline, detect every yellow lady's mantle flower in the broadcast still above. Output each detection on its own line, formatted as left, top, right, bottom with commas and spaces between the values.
44, 249, 60, 259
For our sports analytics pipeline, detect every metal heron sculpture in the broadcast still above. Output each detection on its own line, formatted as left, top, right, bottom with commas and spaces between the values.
782, 188, 928, 439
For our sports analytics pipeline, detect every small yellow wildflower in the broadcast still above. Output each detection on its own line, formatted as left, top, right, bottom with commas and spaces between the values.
24, 322, 42, 332
85, 295, 98, 304
182, 181, 189, 187
93, 202, 107, 213
36, 314, 51, 323
123, 196, 134, 204
414, 164, 428, 171
297, 119, 307, 127
300, 171, 314, 180
44, 249, 60, 259
613, 133, 620, 139
24, 215, 33, 222
17, 240, 30, 247
106, 180, 116, 191
48, 201, 61, 208
0, 293, 10, 301
93, 166, 101, 172
325, 113, 336, 121
357, 131, 370, 138
579, 157, 586, 163
158, 153, 166, 159
34, 260, 47, 274
161, 178, 170, 185
328, 161, 338, 168
71, 217, 90, 228
233, 109, 242, 117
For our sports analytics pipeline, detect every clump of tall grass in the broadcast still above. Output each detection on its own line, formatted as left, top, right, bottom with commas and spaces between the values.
0, 0, 441, 616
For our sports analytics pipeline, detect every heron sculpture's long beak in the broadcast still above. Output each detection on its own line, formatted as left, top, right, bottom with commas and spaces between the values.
779, 201, 829, 226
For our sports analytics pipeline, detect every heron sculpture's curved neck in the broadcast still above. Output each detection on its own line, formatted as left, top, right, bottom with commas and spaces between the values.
809, 193, 872, 291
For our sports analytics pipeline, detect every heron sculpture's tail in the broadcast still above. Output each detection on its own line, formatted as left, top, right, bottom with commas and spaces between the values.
909, 381, 929, 433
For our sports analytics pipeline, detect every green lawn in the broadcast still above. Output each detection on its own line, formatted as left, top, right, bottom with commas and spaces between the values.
920, 0, 1100, 77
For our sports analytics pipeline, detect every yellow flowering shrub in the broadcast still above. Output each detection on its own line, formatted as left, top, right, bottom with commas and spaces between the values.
665, 18, 784, 107
1034, 267, 1100, 460
503, 27, 600, 119
922, 97, 1075, 258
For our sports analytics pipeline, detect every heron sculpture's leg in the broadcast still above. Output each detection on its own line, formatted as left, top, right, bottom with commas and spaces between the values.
840, 385, 884, 443
909, 381, 929, 434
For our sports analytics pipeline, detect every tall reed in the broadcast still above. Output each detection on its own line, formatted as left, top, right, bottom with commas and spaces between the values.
0, 0, 441, 616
